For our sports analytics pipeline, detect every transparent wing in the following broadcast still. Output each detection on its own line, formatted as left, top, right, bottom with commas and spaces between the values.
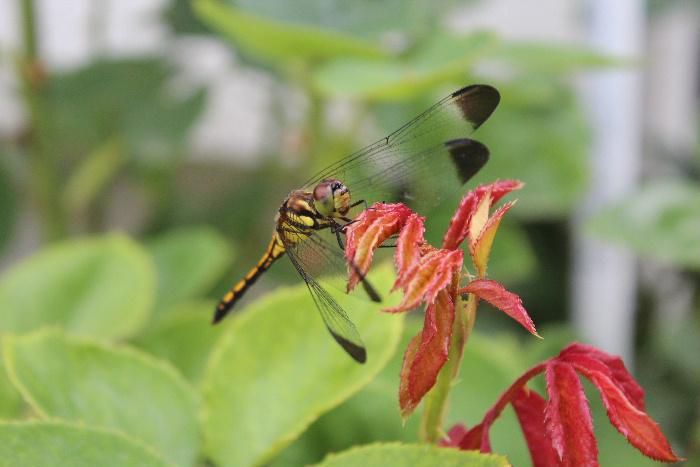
283, 228, 368, 363
302, 84, 499, 212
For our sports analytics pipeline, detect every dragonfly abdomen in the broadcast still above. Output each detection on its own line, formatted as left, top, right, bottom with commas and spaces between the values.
213, 235, 286, 324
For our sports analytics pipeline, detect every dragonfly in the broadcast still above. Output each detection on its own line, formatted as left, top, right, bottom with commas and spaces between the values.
213, 84, 500, 363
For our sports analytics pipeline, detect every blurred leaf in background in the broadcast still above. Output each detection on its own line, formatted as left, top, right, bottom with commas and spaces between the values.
3, 330, 199, 467
588, 181, 700, 270
0, 421, 170, 467
147, 226, 233, 316
0, 234, 155, 339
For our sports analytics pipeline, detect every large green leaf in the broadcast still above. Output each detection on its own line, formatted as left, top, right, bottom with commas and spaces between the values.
148, 226, 232, 316
134, 300, 227, 382
313, 32, 499, 100
3, 330, 199, 467
0, 234, 155, 339
587, 181, 700, 270
0, 421, 170, 467
312, 443, 509, 466
201, 265, 403, 467
193, 0, 385, 65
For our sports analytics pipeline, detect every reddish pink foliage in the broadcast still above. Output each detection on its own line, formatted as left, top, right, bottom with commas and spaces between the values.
469, 200, 516, 276
439, 423, 468, 447
446, 343, 681, 464
399, 290, 454, 417
386, 248, 462, 313
345, 203, 412, 292
393, 213, 425, 288
559, 343, 645, 410
512, 387, 560, 467
441, 180, 523, 250
545, 361, 598, 466
567, 355, 680, 462
460, 279, 539, 337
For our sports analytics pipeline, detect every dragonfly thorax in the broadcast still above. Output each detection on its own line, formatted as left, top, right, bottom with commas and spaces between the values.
313, 178, 351, 218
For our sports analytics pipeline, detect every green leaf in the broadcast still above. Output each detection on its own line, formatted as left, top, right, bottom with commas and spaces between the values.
221, 0, 450, 41
134, 300, 226, 382
492, 41, 625, 73
0, 421, 170, 467
3, 330, 199, 467
201, 265, 403, 467
193, 0, 385, 65
587, 181, 700, 270
313, 32, 500, 100
272, 318, 422, 466
0, 234, 155, 339
312, 443, 509, 466
148, 226, 232, 316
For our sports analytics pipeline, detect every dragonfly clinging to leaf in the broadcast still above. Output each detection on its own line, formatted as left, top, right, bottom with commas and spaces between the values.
213, 84, 500, 363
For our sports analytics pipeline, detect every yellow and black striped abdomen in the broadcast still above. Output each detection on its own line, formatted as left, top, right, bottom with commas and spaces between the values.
212, 235, 286, 323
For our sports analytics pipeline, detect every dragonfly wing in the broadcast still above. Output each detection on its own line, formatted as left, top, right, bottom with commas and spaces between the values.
284, 237, 367, 363
280, 224, 381, 302
302, 84, 498, 213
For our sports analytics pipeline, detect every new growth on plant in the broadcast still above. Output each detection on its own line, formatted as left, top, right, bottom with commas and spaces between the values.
345, 180, 682, 466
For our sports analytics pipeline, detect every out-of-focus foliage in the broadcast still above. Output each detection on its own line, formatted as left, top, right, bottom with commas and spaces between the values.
44, 59, 205, 169
3, 330, 200, 467
147, 226, 232, 316
201, 265, 403, 467
0, 421, 170, 467
1, 0, 693, 463
588, 181, 700, 270
312, 443, 509, 466
0, 234, 155, 339
0, 162, 16, 255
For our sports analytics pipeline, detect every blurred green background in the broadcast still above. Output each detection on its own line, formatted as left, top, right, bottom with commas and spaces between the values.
0, 0, 698, 465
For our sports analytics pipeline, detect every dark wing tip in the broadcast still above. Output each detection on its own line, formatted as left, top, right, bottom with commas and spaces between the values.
445, 138, 490, 184
451, 84, 500, 130
330, 331, 367, 363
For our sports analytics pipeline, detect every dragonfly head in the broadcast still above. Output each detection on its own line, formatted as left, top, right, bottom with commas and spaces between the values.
313, 178, 351, 218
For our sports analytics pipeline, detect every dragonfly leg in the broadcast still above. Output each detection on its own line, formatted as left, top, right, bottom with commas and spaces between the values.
350, 199, 369, 210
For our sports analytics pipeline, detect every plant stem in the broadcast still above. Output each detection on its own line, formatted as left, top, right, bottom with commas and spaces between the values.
419, 292, 479, 442
19, 0, 66, 240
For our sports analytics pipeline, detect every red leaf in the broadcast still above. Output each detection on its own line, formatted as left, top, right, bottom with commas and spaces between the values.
458, 423, 488, 451
460, 279, 539, 337
469, 200, 516, 276
545, 361, 598, 466
398, 331, 422, 418
441, 179, 523, 251
399, 290, 454, 417
386, 249, 462, 313
559, 343, 645, 411
439, 423, 468, 447
345, 203, 412, 291
393, 213, 426, 290
442, 188, 483, 251
573, 363, 682, 462
512, 387, 561, 467
481, 179, 525, 205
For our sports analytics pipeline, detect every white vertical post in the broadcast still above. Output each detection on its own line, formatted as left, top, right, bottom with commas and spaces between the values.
572, 0, 645, 365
